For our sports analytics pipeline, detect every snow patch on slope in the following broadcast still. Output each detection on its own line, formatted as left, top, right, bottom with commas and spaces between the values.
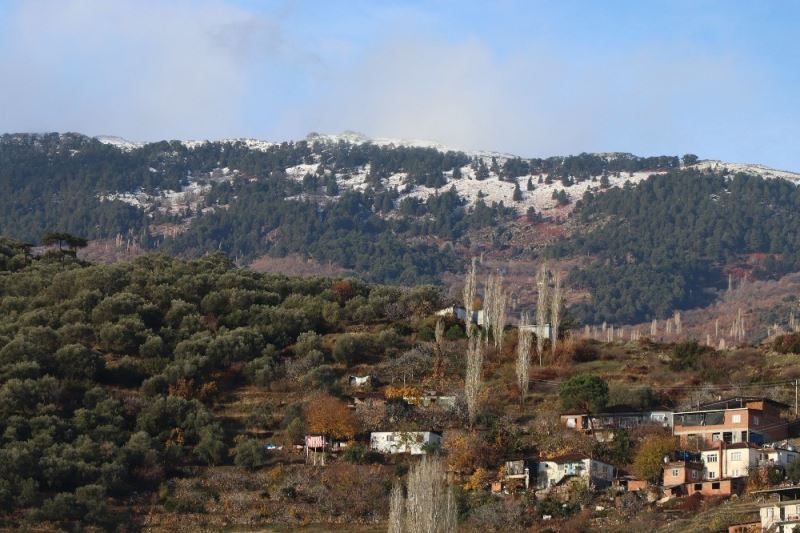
695, 160, 800, 185
95, 136, 144, 151
305, 131, 515, 160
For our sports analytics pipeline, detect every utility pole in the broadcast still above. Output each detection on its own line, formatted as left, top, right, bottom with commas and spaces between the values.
795, 379, 798, 417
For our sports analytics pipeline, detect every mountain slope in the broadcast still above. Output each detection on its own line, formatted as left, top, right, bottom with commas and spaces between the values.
2, 131, 800, 325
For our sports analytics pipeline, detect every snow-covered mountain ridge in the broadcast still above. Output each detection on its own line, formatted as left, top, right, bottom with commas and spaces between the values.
92, 132, 800, 217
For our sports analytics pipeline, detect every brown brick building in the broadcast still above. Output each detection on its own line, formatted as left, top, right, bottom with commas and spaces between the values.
673, 397, 789, 449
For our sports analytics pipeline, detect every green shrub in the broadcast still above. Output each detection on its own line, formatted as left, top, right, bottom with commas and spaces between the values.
234, 438, 267, 470
445, 324, 465, 340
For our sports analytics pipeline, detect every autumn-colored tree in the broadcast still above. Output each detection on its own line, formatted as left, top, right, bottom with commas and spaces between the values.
306, 393, 359, 440
463, 468, 489, 491
444, 430, 501, 474
331, 280, 356, 303
385, 385, 421, 400
633, 434, 678, 483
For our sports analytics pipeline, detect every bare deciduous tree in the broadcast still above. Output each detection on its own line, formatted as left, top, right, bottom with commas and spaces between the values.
391, 456, 457, 533
464, 335, 484, 424
388, 482, 405, 533
535, 265, 548, 366
516, 313, 533, 404
550, 271, 562, 357
433, 319, 445, 381
463, 258, 477, 338
484, 274, 508, 351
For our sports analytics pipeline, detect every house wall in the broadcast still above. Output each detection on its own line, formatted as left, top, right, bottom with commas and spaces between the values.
535, 458, 613, 489
663, 462, 703, 486
685, 478, 743, 497
560, 410, 674, 433
589, 460, 614, 482
765, 448, 800, 466
760, 501, 800, 532
725, 448, 759, 478
701, 451, 722, 480
673, 408, 788, 447
370, 432, 441, 454
627, 479, 648, 492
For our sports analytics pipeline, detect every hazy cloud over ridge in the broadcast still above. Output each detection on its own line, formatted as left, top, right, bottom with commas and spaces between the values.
0, 0, 798, 168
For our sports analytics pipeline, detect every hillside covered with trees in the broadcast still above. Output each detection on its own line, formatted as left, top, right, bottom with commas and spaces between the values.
3, 132, 800, 324
3, 238, 800, 531
558, 169, 800, 324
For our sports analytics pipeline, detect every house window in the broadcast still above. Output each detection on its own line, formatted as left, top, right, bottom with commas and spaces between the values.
694, 483, 702, 490
732, 414, 741, 423
706, 455, 718, 463
671, 469, 679, 477
731, 452, 742, 461
691, 470, 698, 480
708, 471, 716, 479
753, 415, 760, 425
712, 482, 720, 489
711, 433, 721, 441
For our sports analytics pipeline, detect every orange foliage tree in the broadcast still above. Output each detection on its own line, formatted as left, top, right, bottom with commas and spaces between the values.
305, 393, 360, 440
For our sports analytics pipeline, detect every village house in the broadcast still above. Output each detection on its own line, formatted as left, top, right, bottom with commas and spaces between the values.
369, 431, 442, 455
349, 391, 386, 409
403, 390, 457, 409
753, 486, 800, 532
517, 323, 552, 339
685, 478, 747, 498
435, 305, 486, 326
662, 458, 747, 498
560, 404, 673, 440
535, 453, 614, 491
612, 476, 650, 493
700, 442, 761, 480
762, 443, 800, 467
348, 374, 377, 388
672, 396, 789, 449
491, 460, 532, 494
700, 442, 799, 481
662, 460, 704, 489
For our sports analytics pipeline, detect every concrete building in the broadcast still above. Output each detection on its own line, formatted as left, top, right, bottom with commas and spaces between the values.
560, 405, 673, 441
754, 486, 800, 533
673, 397, 789, 449
535, 453, 614, 491
369, 431, 442, 455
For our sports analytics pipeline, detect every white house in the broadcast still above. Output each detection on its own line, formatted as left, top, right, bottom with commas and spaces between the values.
518, 323, 552, 340
755, 486, 800, 532
763, 445, 800, 467
535, 453, 614, 491
435, 306, 486, 326
370, 431, 442, 455
701, 443, 799, 480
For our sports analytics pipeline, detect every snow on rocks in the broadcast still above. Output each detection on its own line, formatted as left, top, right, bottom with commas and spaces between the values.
694, 160, 800, 185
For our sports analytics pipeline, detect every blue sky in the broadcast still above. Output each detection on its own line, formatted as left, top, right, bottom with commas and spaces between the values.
1, 1, 799, 169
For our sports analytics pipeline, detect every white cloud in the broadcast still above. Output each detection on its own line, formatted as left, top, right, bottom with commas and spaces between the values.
309, 32, 766, 159
0, 1, 793, 169
0, 0, 283, 140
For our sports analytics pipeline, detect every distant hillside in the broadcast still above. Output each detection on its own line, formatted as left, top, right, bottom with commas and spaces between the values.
2, 131, 800, 324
